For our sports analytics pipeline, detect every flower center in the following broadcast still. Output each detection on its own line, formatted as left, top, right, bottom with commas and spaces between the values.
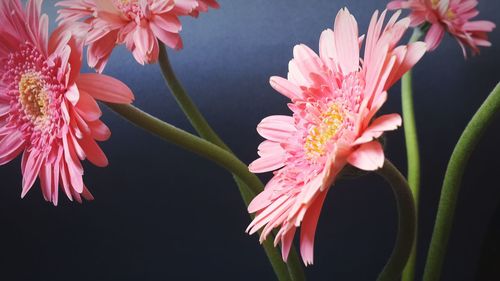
445, 9, 456, 20
18, 72, 49, 126
113, 0, 142, 17
304, 104, 345, 160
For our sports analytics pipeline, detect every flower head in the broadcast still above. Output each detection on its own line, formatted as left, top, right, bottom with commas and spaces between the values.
246, 8, 426, 265
56, 0, 219, 72
0, 0, 134, 205
388, 0, 495, 56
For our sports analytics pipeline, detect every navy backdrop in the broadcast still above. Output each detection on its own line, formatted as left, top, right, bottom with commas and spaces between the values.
1, 0, 499, 280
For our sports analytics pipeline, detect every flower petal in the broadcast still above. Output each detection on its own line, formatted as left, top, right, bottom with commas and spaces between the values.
77, 73, 134, 104
333, 8, 360, 74
354, 113, 402, 145
347, 141, 384, 171
425, 23, 445, 52
257, 115, 295, 142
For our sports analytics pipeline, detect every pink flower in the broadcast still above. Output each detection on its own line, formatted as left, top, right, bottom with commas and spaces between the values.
0, 0, 134, 205
246, 8, 426, 265
388, 0, 495, 56
190, 0, 220, 18
56, 0, 219, 72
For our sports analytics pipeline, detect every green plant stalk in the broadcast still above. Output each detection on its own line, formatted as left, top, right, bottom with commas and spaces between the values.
376, 159, 417, 281
401, 27, 425, 281
106, 103, 293, 281
423, 82, 500, 281
157, 44, 306, 281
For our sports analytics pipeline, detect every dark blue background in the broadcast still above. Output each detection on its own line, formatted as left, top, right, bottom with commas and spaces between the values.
1, 0, 499, 280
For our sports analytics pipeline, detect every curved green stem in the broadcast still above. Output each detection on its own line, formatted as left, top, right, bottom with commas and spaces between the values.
423, 82, 500, 281
401, 27, 425, 281
376, 159, 417, 281
106, 103, 293, 281
158, 43, 228, 149
107, 103, 260, 195
157, 43, 305, 281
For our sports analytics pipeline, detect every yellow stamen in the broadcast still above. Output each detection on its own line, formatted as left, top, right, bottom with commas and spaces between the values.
19, 72, 49, 125
445, 9, 456, 20
304, 104, 344, 160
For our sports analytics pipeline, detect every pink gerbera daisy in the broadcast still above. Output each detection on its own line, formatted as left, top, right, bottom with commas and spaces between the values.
0, 0, 134, 205
246, 8, 426, 265
56, 0, 219, 72
387, 0, 495, 56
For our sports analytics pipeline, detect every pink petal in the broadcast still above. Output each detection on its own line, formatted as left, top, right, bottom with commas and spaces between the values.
78, 134, 108, 167
248, 187, 274, 213
77, 73, 134, 104
133, 24, 156, 64
257, 140, 284, 157
462, 20, 496, 32
87, 30, 119, 73
288, 59, 310, 86
76, 90, 102, 122
386, 42, 427, 88
269, 76, 303, 100
65, 83, 80, 105
300, 190, 328, 266
62, 135, 84, 192
21, 152, 44, 198
319, 28, 338, 72
172, 0, 198, 15
39, 164, 52, 202
354, 114, 402, 145
0, 131, 24, 165
347, 141, 384, 171
387, 0, 410, 9
293, 44, 323, 79
257, 115, 295, 142
281, 227, 297, 261
149, 22, 182, 50
333, 8, 360, 74
151, 14, 181, 33
88, 120, 111, 142
247, 195, 289, 235
249, 152, 286, 173
425, 24, 445, 52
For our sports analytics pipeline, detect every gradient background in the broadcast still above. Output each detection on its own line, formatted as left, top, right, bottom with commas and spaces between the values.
1, 0, 499, 280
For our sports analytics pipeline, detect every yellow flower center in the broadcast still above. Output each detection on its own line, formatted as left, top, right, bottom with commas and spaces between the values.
445, 9, 456, 20
19, 72, 49, 126
430, 0, 455, 19
304, 104, 345, 160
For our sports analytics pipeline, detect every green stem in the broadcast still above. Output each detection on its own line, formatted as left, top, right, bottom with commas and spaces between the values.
158, 43, 228, 149
401, 27, 425, 281
157, 44, 305, 281
106, 103, 293, 281
423, 82, 500, 281
376, 159, 417, 281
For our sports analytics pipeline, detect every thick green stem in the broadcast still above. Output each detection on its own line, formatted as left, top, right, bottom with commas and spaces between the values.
157, 44, 305, 281
401, 28, 424, 281
376, 160, 417, 281
423, 82, 500, 281
106, 103, 293, 281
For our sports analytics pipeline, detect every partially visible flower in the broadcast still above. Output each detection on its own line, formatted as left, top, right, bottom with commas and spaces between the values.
246, 8, 426, 265
190, 0, 220, 17
56, 0, 219, 72
388, 0, 495, 56
0, 0, 134, 205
